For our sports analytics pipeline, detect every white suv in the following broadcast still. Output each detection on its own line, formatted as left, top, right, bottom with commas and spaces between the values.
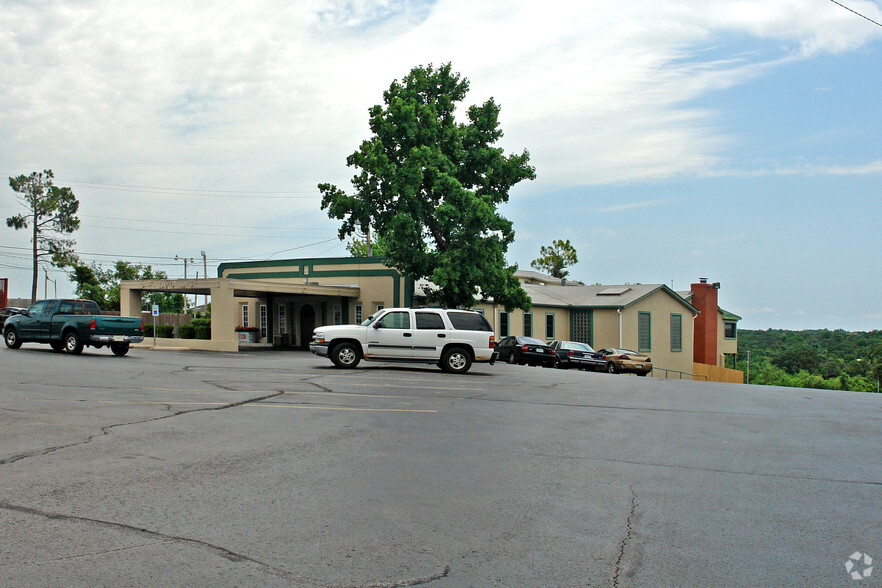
309, 307, 498, 374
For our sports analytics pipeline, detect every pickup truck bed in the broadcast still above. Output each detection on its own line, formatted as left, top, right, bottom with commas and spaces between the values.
3, 299, 144, 356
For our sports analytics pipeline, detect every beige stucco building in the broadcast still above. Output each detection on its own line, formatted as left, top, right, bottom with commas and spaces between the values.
120, 256, 740, 380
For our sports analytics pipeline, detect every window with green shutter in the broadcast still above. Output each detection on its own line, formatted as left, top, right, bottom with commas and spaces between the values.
670, 313, 682, 352
546, 313, 555, 339
638, 312, 651, 352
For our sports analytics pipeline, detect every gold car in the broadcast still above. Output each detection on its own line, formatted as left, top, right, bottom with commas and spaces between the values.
598, 348, 652, 376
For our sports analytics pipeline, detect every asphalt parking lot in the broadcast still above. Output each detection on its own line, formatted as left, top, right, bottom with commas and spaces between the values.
1, 344, 880, 586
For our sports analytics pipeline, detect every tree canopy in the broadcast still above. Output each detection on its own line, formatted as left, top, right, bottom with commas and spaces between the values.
345, 230, 390, 257
737, 328, 882, 392
319, 63, 535, 311
531, 239, 578, 279
7, 170, 80, 302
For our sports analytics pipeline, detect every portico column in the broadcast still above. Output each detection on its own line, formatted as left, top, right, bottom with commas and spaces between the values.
209, 280, 238, 351
120, 283, 142, 318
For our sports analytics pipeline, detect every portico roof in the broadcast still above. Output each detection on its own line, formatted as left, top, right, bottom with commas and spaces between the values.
120, 278, 360, 298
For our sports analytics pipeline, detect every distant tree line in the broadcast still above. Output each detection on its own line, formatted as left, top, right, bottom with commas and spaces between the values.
736, 329, 882, 393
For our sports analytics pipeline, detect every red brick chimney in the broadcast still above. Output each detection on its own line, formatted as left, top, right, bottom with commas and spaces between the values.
691, 278, 719, 365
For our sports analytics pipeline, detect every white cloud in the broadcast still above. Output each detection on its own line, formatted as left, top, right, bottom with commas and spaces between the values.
1, 0, 880, 290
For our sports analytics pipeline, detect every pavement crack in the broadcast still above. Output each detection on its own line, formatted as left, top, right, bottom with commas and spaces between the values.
0, 501, 451, 587
0, 501, 318, 584
0, 392, 285, 467
330, 565, 451, 588
612, 484, 638, 588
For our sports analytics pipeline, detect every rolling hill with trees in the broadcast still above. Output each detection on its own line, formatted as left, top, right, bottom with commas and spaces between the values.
736, 329, 882, 392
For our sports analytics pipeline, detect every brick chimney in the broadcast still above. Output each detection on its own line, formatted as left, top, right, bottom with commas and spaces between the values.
691, 278, 719, 365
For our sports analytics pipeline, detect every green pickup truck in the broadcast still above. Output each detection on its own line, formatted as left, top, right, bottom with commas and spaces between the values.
3, 299, 144, 356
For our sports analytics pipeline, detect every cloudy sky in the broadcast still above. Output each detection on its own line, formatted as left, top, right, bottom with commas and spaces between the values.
2, 0, 881, 330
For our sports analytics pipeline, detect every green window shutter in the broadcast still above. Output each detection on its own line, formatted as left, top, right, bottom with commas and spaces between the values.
670, 313, 682, 352
638, 312, 651, 352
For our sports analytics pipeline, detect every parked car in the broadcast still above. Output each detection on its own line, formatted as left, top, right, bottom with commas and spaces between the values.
0, 307, 26, 328
598, 348, 652, 376
3, 299, 144, 355
496, 336, 557, 367
310, 307, 497, 374
549, 340, 605, 371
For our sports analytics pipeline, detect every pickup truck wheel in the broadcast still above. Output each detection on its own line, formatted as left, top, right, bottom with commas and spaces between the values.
50, 341, 64, 352
4, 328, 22, 349
441, 347, 472, 374
330, 342, 360, 368
111, 342, 130, 356
64, 331, 84, 355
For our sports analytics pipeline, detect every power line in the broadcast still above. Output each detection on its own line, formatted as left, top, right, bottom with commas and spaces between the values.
86, 223, 333, 239
828, 0, 882, 27
0, 204, 338, 233
0, 173, 323, 199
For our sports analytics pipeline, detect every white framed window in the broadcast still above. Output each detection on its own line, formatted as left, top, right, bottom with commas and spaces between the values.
376, 304, 384, 312
278, 305, 287, 334
523, 312, 533, 337
334, 304, 342, 325
241, 305, 249, 328
259, 305, 267, 339
355, 304, 363, 323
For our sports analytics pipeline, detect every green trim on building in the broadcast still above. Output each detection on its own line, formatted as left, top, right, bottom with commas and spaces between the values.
218, 256, 390, 276
720, 308, 742, 322
218, 257, 407, 307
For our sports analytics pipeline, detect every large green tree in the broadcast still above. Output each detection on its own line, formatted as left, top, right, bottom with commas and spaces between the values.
319, 63, 535, 310
7, 170, 80, 303
531, 239, 578, 279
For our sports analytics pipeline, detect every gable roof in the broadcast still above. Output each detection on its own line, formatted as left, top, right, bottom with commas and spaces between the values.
523, 282, 698, 313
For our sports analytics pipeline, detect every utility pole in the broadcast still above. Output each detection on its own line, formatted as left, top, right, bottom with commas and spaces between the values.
746, 350, 750, 384
175, 255, 194, 279
200, 251, 208, 314
175, 255, 194, 313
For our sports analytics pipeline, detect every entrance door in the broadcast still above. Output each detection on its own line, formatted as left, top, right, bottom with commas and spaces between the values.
299, 305, 315, 349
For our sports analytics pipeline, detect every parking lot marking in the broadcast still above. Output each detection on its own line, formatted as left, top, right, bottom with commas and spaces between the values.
25, 398, 437, 413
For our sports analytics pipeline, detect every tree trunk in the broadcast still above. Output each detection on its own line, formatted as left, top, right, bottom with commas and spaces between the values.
31, 208, 38, 304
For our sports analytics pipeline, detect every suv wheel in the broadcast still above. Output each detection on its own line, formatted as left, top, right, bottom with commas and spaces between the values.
330, 342, 361, 368
441, 347, 472, 374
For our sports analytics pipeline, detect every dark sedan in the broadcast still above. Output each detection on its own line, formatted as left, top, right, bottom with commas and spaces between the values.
496, 336, 557, 367
549, 340, 605, 371
0, 307, 25, 329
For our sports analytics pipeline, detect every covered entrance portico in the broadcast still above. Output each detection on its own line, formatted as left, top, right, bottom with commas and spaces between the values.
120, 278, 359, 352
